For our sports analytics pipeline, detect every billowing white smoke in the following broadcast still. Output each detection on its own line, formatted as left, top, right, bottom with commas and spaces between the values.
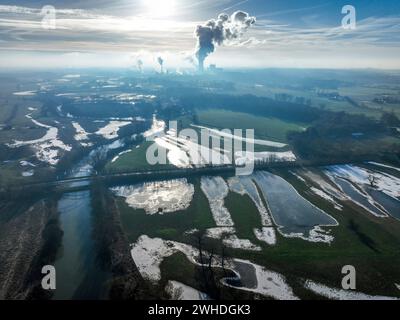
195, 11, 256, 71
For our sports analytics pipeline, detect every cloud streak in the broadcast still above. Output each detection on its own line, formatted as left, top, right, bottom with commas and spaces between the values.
0, 4, 399, 69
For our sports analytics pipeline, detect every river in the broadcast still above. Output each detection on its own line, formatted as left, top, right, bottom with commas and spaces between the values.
52, 140, 125, 299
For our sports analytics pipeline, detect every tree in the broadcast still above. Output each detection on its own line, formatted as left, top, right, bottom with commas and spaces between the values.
381, 111, 400, 127
191, 230, 221, 299
368, 174, 378, 188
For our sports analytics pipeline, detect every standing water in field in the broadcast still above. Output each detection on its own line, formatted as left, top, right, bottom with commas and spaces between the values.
329, 176, 387, 217
366, 188, 400, 220
252, 171, 337, 243
325, 165, 400, 220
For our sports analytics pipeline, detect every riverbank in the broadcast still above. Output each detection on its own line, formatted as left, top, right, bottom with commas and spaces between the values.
0, 197, 61, 299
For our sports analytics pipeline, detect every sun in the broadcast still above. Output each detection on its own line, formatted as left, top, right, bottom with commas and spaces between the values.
143, 0, 176, 18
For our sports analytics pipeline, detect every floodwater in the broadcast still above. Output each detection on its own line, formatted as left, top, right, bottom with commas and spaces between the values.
366, 188, 400, 220
252, 171, 337, 237
331, 177, 387, 217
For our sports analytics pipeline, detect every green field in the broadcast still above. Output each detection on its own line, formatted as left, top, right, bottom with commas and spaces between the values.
195, 109, 306, 142
105, 141, 175, 173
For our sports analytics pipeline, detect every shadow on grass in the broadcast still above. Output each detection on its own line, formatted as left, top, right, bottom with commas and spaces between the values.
348, 219, 380, 253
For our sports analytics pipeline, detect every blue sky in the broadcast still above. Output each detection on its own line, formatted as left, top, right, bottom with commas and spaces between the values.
0, 0, 399, 69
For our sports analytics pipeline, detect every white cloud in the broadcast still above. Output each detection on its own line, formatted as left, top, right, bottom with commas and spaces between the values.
0, 5, 399, 69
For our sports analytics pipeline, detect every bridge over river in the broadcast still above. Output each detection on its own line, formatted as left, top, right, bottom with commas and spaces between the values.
2, 161, 302, 196
0, 158, 365, 198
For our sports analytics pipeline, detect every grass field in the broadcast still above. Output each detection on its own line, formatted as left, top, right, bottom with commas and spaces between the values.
105, 141, 175, 173
195, 109, 306, 143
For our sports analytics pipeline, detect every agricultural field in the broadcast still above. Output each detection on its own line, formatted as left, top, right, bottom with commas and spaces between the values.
195, 109, 306, 142
110, 163, 400, 300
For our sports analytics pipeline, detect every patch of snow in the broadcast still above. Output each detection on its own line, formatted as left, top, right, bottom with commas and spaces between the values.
305, 280, 400, 300
13, 90, 36, 96
184, 228, 199, 236
72, 122, 91, 145
326, 164, 400, 200
55, 93, 76, 97
223, 235, 261, 251
254, 227, 277, 245
191, 124, 287, 148
205, 227, 261, 251
130, 235, 204, 282
113, 93, 156, 102
146, 122, 244, 169
289, 170, 306, 183
7, 116, 71, 165
155, 130, 231, 168
302, 169, 346, 200
310, 187, 343, 211
235, 150, 296, 166
63, 74, 80, 78
96, 121, 130, 139
22, 170, 34, 177
143, 115, 166, 139
225, 259, 299, 300
206, 227, 236, 238
165, 281, 210, 300
131, 236, 176, 282
284, 226, 334, 244
308, 226, 334, 244
368, 162, 400, 173
111, 179, 194, 215
111, 149, 132, 163
20, 160, 36, 167
154, 136, 191, 168
201, 176, 234, 226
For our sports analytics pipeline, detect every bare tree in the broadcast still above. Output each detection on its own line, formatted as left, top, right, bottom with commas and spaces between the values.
368, 174, 378, 188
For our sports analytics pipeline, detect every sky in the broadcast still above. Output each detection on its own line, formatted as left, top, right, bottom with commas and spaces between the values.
0, 0, 399, 70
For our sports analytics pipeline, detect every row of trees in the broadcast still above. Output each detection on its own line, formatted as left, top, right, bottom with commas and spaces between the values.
288, 111, 400, 163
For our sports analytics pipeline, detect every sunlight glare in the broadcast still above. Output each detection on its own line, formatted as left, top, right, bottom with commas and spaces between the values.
143, 0, 176, 18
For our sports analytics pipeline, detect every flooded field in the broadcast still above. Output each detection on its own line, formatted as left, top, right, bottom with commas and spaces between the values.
325, 164, 400, 220
252, 171, 338, 242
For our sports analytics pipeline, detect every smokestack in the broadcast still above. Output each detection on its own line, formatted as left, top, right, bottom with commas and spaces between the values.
194, 11, 256, 72
198, 58, 204, 72
136, 59, 143, 73
157, 56, 164, 73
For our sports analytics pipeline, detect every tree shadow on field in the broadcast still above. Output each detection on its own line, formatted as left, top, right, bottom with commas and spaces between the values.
348, 219, 380, 253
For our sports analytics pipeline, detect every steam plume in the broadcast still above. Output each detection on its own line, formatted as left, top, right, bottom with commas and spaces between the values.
195, 11, 256, 71
136, 59, 143, 73
157, 56, 164, 73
